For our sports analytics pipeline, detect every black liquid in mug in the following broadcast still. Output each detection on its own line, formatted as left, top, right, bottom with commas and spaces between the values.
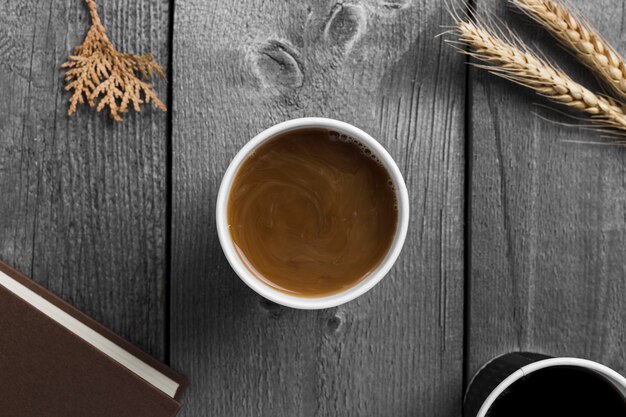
488, 366, 626, 417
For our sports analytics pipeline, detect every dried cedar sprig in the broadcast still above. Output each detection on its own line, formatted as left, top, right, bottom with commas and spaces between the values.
62, 0, 166, 122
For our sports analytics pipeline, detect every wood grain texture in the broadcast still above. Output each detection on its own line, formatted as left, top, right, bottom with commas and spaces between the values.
469, 0, 626, 380
171, 0, 465, 416
0, 0, 170, 359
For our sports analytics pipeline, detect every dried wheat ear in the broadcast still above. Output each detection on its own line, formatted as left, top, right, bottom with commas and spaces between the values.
511, 0, 626, 101
62, 0, 166, 122
448, 18, 626, 134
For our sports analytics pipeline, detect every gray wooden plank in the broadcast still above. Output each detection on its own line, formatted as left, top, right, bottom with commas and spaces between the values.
0, 0, 170, 359
171, 0, 465, 416
469, 0, 626, 382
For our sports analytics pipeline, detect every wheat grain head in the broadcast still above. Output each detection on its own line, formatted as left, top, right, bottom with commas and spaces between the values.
449, 18, 626, 134
511, 0, 626, 101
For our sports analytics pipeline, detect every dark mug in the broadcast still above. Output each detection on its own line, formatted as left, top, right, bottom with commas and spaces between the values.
464, 352, 626, 417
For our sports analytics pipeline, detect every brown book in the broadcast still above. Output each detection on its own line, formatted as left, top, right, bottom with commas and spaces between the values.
0, 261, 188, 417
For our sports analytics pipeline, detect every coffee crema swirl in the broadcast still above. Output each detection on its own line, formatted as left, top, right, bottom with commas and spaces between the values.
228, 129, 398, 297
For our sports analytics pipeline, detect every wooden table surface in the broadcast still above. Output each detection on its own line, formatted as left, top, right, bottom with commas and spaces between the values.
1, 1, 624, 416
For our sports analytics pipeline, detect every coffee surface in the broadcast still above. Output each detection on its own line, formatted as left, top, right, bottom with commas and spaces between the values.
228, 128, 398, 297
488, 366, 626, 417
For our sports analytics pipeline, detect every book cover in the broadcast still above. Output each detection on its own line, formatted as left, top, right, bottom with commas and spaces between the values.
0, 261, 188, 417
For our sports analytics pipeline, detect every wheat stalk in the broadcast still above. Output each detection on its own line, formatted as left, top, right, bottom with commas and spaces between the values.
511, 0, 626, 101
449, 18, 626, 134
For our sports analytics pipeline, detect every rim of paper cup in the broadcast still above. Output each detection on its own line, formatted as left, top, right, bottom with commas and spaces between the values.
475, 357, 626, 417
216, 117, 410, 309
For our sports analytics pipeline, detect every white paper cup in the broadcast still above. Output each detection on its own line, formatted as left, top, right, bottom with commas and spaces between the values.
216, 118, 410, 310
464, 352, 626, 417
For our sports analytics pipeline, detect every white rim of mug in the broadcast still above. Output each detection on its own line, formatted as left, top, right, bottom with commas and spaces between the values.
475, 357, 626, 417
216, 117, 410, 309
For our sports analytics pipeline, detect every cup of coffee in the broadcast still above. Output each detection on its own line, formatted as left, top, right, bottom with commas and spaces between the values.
216, 118, 409, 309
464, 352, 626, 417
